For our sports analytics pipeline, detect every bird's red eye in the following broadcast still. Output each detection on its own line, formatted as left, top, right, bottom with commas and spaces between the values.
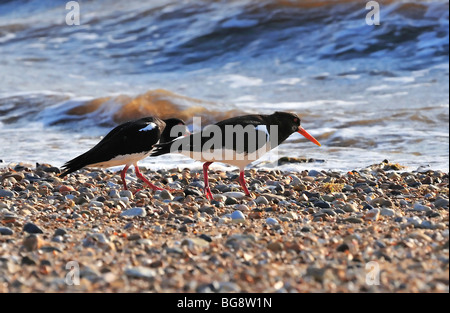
294, 118, 298, 123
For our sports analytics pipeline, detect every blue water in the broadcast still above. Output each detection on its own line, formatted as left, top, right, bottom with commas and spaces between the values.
0, 0, 448, 172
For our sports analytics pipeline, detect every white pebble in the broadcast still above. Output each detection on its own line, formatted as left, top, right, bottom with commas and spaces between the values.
265, 217, 279, 225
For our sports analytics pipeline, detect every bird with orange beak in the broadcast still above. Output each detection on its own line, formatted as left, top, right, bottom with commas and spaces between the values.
151, 111, 321, 199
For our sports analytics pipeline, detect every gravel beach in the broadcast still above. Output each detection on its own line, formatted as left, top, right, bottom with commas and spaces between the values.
0, 160, 448, 293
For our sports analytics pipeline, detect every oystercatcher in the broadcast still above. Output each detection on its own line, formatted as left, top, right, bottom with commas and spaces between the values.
151, 112, 321, 199
60, 117, 188, 190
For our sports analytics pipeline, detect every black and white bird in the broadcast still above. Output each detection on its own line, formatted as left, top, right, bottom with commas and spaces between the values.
60, 117, 188, 190
151, 112, 321, 199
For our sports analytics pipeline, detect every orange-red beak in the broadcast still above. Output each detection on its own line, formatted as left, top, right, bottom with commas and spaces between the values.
298, 126, 321, 146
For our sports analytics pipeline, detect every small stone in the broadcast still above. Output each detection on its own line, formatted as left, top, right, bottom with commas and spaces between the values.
249, 211, 263, 219
267, 241, 284, 252
0, 189, 14, 198
222, 192, 246, 199
337, 243, 350, 252
23, 222, 44, 234
380, 208, 395, 217
265, 217, 279, 225
199, 234, 212, 242
413, 202, 432, 212
159, 190, 173, 201
127, 233, 141, 241
235, 204, 250, 212
181, 238, 209, 248
365, 208, 380, 221
406, 216, 422, 227
59, 185, 75, 193
435, 198, 449, 208
125, 267, 156, 279
120, 207, 147, 218
343, 203, 358, 213
54, 228, 67, 237
344, 217, 364, 224
320, 209, 336, 216
0, 227, 13, 236
308, 170, 323, 177
213, 194, 227, 203
333, 193, 347, 201
119, 190, 134, 199
255, 196, 269, 206
225, 197, 238, 205
22, 234, 43, 251
231, 210, 246, 222
420, 220, 434, 229
314, 201, 331, 209
109, 190, 120, 198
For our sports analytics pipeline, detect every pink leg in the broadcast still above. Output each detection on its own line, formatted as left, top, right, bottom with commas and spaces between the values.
239, 170, 250, 196
121, 165, 130, 190
203, 162, 214, 200
134, 164, 163, 191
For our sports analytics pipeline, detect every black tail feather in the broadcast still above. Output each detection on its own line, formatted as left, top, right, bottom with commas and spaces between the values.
150, 141, 173, 157
59, 154, 89, 178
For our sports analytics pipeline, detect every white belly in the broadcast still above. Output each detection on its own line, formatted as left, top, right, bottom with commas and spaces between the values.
179, 143, 272, 170
87, 152, 151, 168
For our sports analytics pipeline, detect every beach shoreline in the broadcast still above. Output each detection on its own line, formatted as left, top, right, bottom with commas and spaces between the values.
0, 160, 448, 293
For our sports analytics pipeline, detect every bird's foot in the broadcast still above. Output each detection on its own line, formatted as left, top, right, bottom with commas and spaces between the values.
245, 192, 256, 199
204, 187, 214, 200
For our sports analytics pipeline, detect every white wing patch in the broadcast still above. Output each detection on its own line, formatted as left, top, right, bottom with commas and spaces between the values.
255, 125, 270, 140
139, 122, 157, 132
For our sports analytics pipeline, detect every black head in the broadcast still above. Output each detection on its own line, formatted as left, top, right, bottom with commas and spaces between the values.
270, 111, 321, 146
273, 111, 301, 132
161, 118, 188, 142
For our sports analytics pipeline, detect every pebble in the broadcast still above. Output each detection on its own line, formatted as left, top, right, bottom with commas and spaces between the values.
231, 210, 246, 222
22, 234, 43, 251
59, 185, 75, 193
255, 196, 269, 205
406, 216, 422, 227
225, 197, 238, 205
109, 190, 120, 198
343, 203, 358, 213
308, 170, 323, 177
380, 207, 396, 217
314, 201, 331, 209
120, 207, 147, 218
235, 204, 250, 212
23, 222, 44, 234
181, 238, 210, 248
0, 227, 13, 235
344, 217, 364, 224
159, 190, 174, 200
413, 202, 432, 212
222, 192, 246, 199
265, 217, 279, 225
365, 208, 380, 221
320, 209, 336, 216
54, 228, 67, 237
0, 189, 14, 198
435, 198, 449, 208
125, 267, 156, 279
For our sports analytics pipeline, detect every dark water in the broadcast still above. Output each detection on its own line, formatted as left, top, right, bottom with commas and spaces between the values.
0, 0, 448, 171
